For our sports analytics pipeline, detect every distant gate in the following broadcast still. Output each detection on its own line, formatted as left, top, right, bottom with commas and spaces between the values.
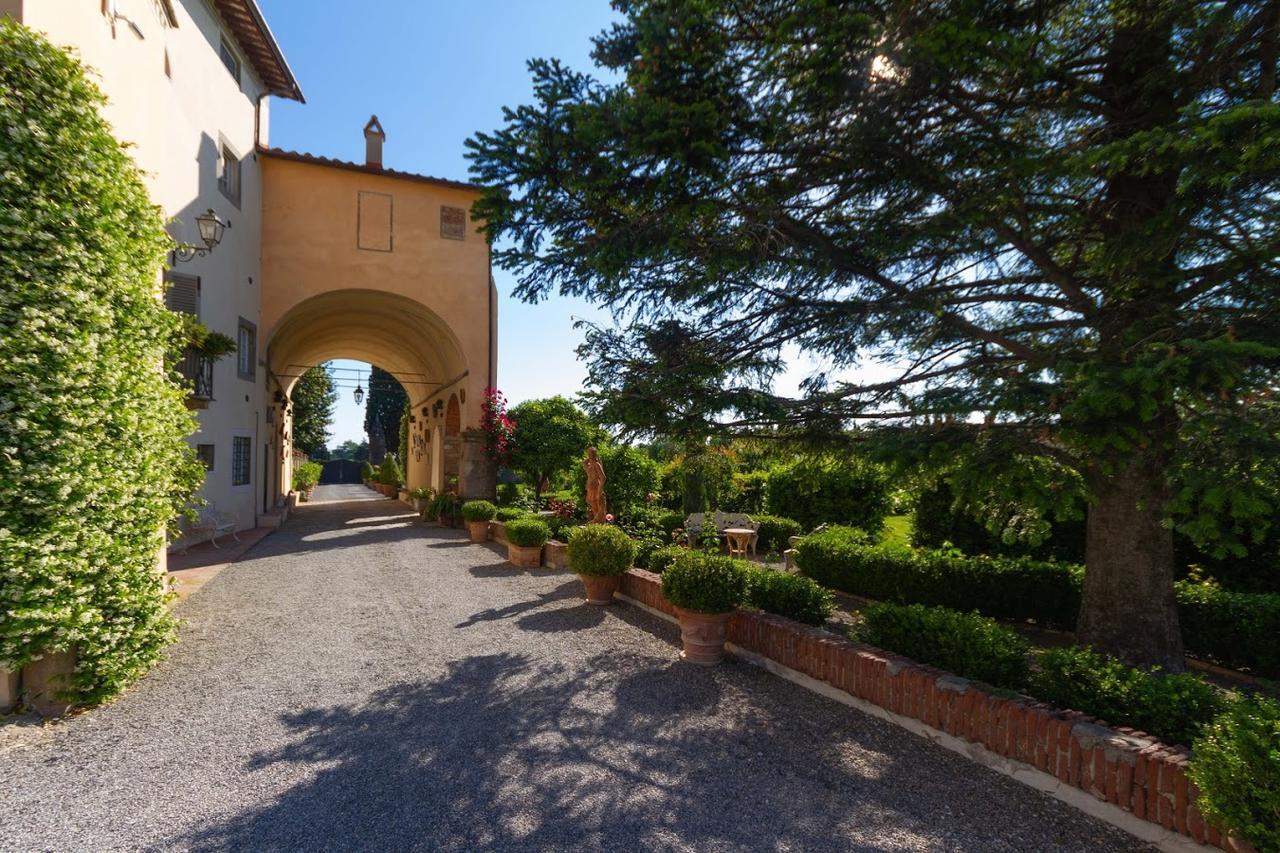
320, 459, 363, 484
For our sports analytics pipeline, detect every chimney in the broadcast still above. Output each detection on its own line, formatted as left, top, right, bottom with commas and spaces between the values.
363, 115, 386, 168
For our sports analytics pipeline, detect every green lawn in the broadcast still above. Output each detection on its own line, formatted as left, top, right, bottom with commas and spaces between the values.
880, 514, 913, 546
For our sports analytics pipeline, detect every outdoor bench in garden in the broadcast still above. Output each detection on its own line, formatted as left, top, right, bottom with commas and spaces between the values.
178, 504, 240, 553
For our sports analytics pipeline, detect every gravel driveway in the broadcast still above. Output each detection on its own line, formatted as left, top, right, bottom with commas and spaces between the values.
0, 485, 1148, 852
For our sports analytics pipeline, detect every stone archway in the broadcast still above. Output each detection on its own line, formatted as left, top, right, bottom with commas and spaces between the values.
258, 144, 498, 508
264, 289, 493, 505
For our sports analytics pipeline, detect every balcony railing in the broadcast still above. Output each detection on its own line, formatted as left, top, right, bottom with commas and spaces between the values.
177, 348, 214, 402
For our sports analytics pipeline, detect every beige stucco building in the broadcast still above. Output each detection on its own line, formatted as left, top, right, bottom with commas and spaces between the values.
3, 0, 496, 544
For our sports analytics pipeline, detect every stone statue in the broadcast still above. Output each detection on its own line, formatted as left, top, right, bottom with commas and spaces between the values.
583, 447, 608, 523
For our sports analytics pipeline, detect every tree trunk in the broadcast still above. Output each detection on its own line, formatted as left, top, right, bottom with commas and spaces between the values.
368, 429, 386, 465
1078, 457, 1183, 671
682, 468, 706, 514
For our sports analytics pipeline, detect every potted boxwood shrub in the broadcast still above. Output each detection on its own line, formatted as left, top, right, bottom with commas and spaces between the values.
661, 552, 748, 665
504, 517, 550, 568
410, 487, 434, 515
566, 523, 636, 605
462, 500, 497, 543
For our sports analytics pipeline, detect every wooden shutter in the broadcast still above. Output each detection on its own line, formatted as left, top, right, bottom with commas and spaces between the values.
164, 272, 200, 316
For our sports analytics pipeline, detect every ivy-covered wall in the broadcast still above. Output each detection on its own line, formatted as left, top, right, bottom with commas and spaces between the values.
0, 21, 204, 703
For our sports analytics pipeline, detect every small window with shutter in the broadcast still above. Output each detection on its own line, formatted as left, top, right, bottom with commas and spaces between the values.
164, 272, 200, 317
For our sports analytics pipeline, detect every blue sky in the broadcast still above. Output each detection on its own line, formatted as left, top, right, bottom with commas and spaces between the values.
258, 0, 620, 445
258, 0, 838, 447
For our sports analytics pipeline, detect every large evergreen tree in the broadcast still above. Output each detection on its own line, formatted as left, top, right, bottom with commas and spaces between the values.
291, 364, 338, 457
363, 366, 407, 464
469, 0, 1280, 668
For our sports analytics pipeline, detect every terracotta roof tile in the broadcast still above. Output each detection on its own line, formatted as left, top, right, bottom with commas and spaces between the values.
257, 147, 481, 192
211, 0, 303, 102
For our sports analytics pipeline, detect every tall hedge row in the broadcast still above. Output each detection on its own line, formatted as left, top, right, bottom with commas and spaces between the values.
765, 457, 890, 532
0, 21, 203, 703
796, 529, 1083, 628
795, 528, 1280, 677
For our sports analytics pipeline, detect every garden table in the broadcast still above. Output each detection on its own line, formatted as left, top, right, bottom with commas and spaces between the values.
723, 527, 755, 559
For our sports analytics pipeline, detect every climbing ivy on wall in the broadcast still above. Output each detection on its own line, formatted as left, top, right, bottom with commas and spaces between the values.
0, 21, 205, 704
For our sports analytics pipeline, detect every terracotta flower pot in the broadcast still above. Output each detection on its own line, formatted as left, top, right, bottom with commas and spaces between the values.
674, 607, 732, 666
467, 520, 491, 543
507, 543, 543, 568
578, 574, 621, 605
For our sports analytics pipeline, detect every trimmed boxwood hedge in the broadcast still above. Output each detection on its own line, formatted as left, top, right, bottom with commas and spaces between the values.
1175, 581, 1280, 677
0, 21, 204, 705
662, 552, 748, 614
504, 517, 551, 548
1030, 646, 1225, 748
461, 500, 498, 522
855, 603, 1032, 687
796, 529, 1280, 678
744, 567, 834, 626
795, 529, 1083, 628
566, 523, 635, 576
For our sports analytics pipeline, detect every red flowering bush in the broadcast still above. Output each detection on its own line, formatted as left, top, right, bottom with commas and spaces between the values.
481, 387, 517, 465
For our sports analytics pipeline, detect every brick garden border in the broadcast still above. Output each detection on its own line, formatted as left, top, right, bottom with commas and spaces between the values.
618, 568, 1252, 853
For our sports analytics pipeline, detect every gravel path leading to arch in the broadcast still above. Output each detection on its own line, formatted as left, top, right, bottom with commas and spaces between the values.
0, 485, 1148, 851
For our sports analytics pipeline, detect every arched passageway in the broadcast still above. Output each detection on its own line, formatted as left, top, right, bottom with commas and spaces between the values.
258, 141, 497, 511
265, 289, 492, 506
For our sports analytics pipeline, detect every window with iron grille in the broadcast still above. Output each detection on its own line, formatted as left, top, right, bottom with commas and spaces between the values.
232, 436, 251, 486
196, 444, 215, 470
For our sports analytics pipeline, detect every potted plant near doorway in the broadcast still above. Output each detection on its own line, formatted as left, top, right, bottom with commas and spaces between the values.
410, 487, 434, 515
661, 552, 748, 666
566, 523, 635, 605
462, 500, 497, 543
503, 517, 550, 569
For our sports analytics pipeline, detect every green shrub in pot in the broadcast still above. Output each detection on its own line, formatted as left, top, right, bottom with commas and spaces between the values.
567, 524, 636, 576
495, 507, 528, 522
462, 500, 498, 522
504, 517, 551, 549
661, 552, 749, 614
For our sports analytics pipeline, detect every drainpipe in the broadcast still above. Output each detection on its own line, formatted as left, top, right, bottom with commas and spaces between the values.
253, 92, 268, 149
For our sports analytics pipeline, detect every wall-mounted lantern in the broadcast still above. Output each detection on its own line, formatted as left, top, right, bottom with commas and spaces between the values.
172, 209, 230, 263
433, 399, 444, 417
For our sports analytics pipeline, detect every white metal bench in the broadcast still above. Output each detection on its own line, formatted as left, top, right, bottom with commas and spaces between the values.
179, 504, 240, 553
685, 511, 760, 555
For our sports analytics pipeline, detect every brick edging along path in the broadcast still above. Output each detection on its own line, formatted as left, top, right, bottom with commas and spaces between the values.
617, 568, 1244, 853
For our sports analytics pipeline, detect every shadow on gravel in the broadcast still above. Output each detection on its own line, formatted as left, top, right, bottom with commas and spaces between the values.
516, 602, 606, 633
453, 580, 581, 628
468, 561, 519, 579
174, 651, 866, 852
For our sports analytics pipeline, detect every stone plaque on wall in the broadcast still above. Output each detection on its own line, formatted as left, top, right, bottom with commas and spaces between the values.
358, 191, 393, 252
440, 205, 466, 241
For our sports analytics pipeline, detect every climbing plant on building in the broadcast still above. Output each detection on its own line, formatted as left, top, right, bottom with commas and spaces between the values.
0, 20, 205, 704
